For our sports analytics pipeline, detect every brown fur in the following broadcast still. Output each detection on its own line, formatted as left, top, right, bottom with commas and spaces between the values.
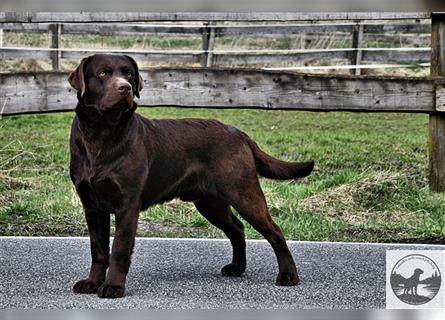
69, 54, 314, 298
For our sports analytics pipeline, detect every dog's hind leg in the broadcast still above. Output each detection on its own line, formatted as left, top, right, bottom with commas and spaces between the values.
223, 178, 299, 286
194, 196, 246, 276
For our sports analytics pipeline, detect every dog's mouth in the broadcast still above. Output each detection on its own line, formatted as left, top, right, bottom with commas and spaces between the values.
96, 98, 137, 126
101, 95, 134, 112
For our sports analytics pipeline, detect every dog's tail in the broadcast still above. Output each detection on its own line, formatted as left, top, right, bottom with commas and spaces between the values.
242, 134, 314, 180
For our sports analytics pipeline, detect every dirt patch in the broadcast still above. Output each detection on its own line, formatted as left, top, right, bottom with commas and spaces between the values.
0, 173, 39, 190
136, 220, 223, 238
334, 227, 445, 245
300, 171, 424, 225
0, 216, 224, 239
0, 192, 15, 208
0, 216, 86, 236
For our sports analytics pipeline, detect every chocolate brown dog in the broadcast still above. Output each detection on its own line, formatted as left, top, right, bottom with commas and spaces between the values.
68, 54, 314, 298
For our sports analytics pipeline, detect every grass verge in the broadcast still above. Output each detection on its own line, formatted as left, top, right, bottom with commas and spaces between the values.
0, 108, 444, 243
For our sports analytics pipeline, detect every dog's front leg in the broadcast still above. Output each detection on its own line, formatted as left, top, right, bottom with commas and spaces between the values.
97, 204, 140, 298
73, 209, 110, 294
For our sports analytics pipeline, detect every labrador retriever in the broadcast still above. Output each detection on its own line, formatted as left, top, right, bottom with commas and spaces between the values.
68, 54, 314, 298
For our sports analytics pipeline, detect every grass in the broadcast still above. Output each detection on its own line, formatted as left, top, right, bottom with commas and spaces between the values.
0, 108, 444, 243
0, 24, 441, 242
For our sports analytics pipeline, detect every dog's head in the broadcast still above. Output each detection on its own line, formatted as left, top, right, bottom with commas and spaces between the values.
68, 54, 143, 112
414, 268, 424, 275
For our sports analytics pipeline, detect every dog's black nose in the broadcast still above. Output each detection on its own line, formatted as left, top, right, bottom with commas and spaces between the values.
116, 78, 132, 95
118, 83, 132, 93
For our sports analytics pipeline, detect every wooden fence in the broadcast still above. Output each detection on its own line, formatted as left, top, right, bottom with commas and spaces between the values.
0, 12, 432, 73
2, 12, 445, 193
1, 69, 439, 115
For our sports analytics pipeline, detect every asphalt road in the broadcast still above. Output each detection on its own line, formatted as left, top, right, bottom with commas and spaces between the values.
0, 237, 443, 309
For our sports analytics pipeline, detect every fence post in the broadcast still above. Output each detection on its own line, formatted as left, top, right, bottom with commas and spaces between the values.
429, 12, 445, 192
206, 24, 216, 67
201, 21, 216, 67
351, 20, 364, 75
49, 24, 61, 71
201, 22, 210, 67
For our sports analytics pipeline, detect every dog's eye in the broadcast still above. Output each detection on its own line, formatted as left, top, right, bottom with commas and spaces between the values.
127, 72, 133, 79
98, 71, 106, 77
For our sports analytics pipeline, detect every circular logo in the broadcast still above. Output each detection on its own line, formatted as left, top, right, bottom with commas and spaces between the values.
390, 254, 441, 305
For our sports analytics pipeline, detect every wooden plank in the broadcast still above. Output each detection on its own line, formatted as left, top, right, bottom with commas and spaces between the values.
206, 25, 216, 67
429, 113, 445, 191
201, 22, 210, 67
0, 68, 437, 115
263, 63, 430, 71
212, 50, 350, 65
1, 22, 430, 37
0, 23, 51, 32
60, 49, 202, 64
364, 23, 431, 33
435, 85, 445, 112
143, 69, 435, 112
0, 47, 51, 59
363, 33, 430, 45
213, 48, 430, 65
351, 22, 364, 75
215, 23, 356, 36
361, 48, 430, 62
49, 24, 61, 71
0, 12, 430, 23
0, 47, 431, 65
429, 13, 445, 192
217, 23, 431, 36
0, 72, 77, 114
0, 47, 201, 64
62, 23, 204, 35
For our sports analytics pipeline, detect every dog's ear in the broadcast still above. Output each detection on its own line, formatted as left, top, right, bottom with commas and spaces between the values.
68, 56, 92, 97
124, 55, 143, 98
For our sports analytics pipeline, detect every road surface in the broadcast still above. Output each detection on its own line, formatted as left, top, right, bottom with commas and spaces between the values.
0, 237, 442, 308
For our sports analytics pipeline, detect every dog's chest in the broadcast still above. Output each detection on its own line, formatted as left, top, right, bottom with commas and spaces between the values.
76, 169, 124, 211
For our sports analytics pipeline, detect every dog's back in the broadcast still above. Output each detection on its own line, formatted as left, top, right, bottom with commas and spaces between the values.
137, 115, 314, 208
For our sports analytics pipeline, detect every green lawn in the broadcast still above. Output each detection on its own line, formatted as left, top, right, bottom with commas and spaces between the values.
0, 108, 444, 243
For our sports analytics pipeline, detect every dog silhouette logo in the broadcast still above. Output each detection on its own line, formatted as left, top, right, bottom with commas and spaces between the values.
390, 254, 441, 305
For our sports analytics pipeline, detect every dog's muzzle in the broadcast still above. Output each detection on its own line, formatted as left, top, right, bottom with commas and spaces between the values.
116, 79, 132, 96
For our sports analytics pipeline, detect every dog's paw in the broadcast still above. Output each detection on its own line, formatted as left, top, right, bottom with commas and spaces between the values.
276, 270, 299, 286
97, 283, 125, 298
221, 263, 246, 277
73, 279, 103, 294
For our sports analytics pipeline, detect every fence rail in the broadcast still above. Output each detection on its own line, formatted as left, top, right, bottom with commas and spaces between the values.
0, 47, 431, 66
0, 12, 431, 23
0, 68, 441, 115
0, 22, 432, 35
